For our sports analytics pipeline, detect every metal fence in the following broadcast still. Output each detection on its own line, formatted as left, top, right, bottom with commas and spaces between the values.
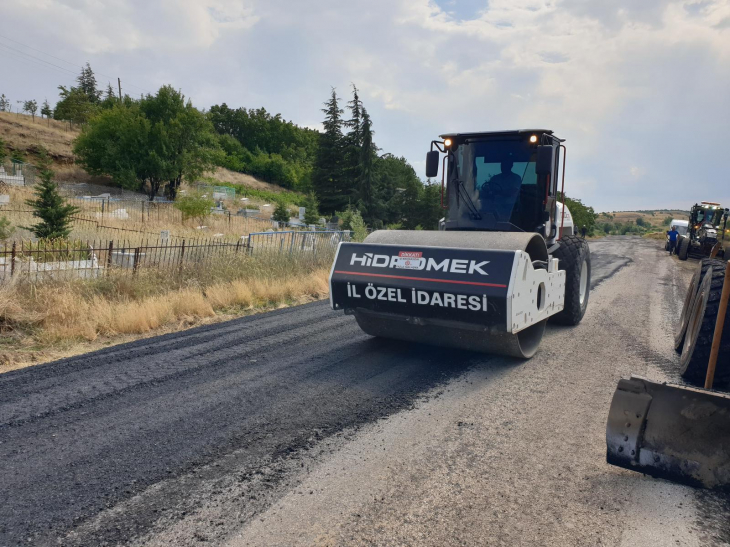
247, 230, 351, 256
64, 197, 271, 226
0, 231, 350, 283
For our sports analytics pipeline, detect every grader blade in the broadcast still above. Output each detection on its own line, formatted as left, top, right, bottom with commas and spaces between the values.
606, 376, 730, 489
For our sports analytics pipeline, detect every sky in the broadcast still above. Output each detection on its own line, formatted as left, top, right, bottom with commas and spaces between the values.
2, 0, 730, 212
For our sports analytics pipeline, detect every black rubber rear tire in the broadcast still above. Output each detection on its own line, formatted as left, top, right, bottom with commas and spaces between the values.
677, 237, 689, 261
551, 235, 590, 325
680, 263, 730, 386
674, 258, 726, 352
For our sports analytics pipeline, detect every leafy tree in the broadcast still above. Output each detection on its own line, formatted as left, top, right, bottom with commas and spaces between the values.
0, 216, 13, 240
635, 216, 646, 227
174, 193, 214, 226
140, 86, 219, 200
75, 86, 219, 201
662, 216, 673, 226
23, 99, 38, 121
602, 222, 612, 234
54, 86, 98, 125
349, 209, 368, 241
336, 204, 358, 231
313, 88, 347, 213
557, 193, 597, 235
74, 103, 150, 192
40, 99, 52, 120
0, 94, 9, 112
302, 193, 321, 225
207, 103, 318, 191
272, 201, 290, 223
24, 150, 79, 239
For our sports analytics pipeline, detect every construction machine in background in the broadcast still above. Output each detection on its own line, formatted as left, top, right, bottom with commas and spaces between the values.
329, 129, 590, 358
676, 202, 729, 260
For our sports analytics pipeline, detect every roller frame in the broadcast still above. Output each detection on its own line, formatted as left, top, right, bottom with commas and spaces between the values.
329, 240, 566, 336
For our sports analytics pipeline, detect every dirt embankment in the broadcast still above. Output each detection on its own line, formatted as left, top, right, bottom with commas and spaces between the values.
0, 111, 292, 193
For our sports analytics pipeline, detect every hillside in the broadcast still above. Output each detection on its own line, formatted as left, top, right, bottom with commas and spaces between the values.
0, 111, 292, 194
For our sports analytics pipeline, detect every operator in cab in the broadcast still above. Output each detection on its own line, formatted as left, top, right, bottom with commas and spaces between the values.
480, 160, 522, 220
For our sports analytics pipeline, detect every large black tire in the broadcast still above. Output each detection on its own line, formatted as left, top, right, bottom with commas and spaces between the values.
674, 258, 726, 352
677, 237, 690, 261
680, 263, 730, 386
551, 235, 590, 325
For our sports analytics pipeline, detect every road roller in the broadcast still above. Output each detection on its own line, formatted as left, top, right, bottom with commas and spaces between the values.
329, 129, 591, 358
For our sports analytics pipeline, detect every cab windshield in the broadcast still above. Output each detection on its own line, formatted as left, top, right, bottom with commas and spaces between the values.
448, 139, 542, 231
696, 208, 724, 226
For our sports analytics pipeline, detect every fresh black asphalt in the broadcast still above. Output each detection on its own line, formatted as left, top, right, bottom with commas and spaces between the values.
0, 240, 629, 546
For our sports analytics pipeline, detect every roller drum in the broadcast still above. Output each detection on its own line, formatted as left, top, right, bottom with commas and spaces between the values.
332, 230, 553, 359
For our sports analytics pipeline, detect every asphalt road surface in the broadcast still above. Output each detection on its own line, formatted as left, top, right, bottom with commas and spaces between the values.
1, 236, 728, 546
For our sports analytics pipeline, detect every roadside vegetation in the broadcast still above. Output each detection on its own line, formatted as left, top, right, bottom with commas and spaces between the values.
594, 210, 689, 237
0, 252, 330, 370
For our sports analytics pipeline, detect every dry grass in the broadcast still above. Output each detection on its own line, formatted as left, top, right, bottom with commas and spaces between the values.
0, 254, 331, 371
0, 111, 77, 161
206, 167, 292, 194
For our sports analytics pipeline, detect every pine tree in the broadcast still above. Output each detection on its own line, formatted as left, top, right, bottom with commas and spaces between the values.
40, 99, 52, 121
105, 83, 115, 100
24, 150, 79, 239
359, 107, 376, 222
272, 201, 290, 223
343, 84, 363, 200
303, 193, 321, 225
77, 62, 100, 103
0, 94, 8, 112
312, 88, 346, 214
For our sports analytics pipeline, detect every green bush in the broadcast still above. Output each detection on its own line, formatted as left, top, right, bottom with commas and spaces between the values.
175, 193, 214, 225
0, 215, 13, 240
271, 201, 291, 223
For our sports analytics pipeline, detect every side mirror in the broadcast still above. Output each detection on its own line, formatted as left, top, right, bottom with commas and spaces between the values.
426, 150, 440, 178
535, 145, 555, 175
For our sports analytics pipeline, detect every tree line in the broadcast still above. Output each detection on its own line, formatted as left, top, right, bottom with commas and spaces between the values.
8, 63, 442, 229
5, 62, 596, 234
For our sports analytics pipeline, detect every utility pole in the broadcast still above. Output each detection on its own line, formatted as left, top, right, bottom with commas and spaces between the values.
117, 78, 122, 101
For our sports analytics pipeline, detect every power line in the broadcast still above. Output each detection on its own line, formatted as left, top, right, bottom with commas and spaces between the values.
0, 42, 79, 77
0, 33, 86, 70
0, 46, 81, 82
0, 33, 153, 95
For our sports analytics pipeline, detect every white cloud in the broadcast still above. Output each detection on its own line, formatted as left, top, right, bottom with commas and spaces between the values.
2, 0, 729, 211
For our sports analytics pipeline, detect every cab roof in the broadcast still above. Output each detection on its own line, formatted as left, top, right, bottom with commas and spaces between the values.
439, 129, 555, 140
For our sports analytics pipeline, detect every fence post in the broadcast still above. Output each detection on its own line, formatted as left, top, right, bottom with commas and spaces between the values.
106, 240, 114, 271
132, 247, 140, 276
179, 239, 186, 272
10, 241, 16, 277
